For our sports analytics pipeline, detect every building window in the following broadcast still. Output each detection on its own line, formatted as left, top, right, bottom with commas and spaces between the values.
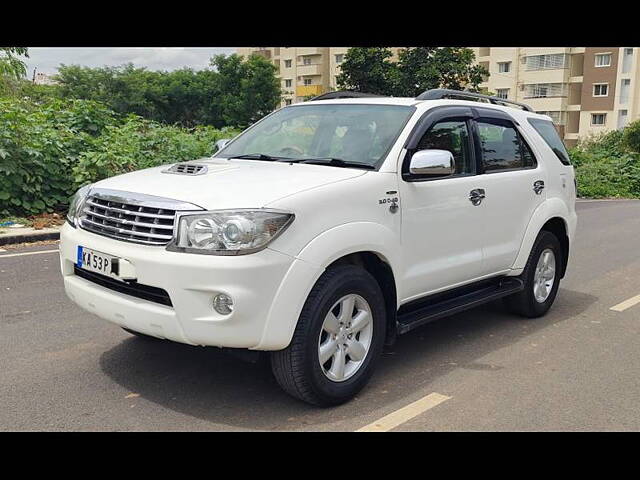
524, 83, 566, 98
335, 54, 344, 64
594, 53, 612, 67
618, 109, 629, 129
525, 54, 568, 71
620, 78, 631, 104
623, 48, 634, 73
593, 83, 609, 97
303, 57, 312, 66
591, 113, 607, 126
496, 88, 510, 99
303, 78, 312, 86
284, 59, 292, 68
497, 62, 511, 73
284, 79, 292, 88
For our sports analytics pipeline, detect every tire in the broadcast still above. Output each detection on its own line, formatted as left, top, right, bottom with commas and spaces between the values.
505, 230, 562, 318
121, 327, 162, 341
270, 265, 386, 406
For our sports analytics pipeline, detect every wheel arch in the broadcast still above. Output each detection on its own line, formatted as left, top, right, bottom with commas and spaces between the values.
512, 198, 572, 277
255, 222, 401, 351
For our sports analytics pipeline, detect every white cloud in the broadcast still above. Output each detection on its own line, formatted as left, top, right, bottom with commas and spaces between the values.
23, 47, 237, 76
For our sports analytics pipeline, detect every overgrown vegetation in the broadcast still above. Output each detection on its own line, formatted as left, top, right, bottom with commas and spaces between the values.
570, 121, 640, 198
0, 96, 238, 216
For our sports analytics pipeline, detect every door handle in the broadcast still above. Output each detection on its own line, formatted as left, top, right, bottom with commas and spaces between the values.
533, 180, 545, 195
469, 188, 485, 206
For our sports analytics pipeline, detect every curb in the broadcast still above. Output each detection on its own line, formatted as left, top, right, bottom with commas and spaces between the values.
0, 230, 61, 246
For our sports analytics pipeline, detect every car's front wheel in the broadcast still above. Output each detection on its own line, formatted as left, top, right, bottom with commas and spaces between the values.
271, 265, 386, 406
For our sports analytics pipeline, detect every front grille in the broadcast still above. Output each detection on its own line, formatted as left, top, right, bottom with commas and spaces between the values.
79, 195, 176, 246
74, 266, 173, 307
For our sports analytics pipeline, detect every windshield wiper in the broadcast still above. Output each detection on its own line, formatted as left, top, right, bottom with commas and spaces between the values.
287, 157, 376, 170
230, 153, 292, 162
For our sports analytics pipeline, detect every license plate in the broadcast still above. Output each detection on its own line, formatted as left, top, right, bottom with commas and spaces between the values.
77, 246, 119, 277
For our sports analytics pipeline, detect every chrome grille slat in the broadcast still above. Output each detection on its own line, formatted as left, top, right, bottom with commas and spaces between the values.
81, 207, 175, 230
81, 218, 174, 241
85, 199, 175, 220
77, 189, 204, 246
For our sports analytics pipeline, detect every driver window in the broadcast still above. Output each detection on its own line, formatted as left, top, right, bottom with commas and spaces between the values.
417, 120, 474, 175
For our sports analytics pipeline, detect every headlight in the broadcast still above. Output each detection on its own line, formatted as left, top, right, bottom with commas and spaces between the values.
66, 184, 92, 227
167, 209, 294, 255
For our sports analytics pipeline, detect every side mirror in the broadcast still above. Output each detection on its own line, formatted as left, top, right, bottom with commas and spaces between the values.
409, 149, 455, 177
214, 139, 231, 153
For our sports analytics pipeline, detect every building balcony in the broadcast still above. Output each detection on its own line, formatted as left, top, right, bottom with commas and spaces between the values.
297, 64, 323, 76
297, 47, 325, 56
251, 49, 272, 60
296, 85, 324, 97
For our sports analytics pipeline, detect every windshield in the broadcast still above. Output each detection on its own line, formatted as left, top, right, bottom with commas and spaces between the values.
217, 103, 415, 169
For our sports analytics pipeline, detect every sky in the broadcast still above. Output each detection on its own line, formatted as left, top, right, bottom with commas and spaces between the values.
24, 47, 238, 76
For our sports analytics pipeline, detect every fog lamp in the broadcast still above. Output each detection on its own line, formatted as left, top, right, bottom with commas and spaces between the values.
213, 293, 234, 315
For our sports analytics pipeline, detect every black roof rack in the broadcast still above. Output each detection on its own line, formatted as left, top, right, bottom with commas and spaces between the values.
416, 88, 534, 112
312, 91, 382, 101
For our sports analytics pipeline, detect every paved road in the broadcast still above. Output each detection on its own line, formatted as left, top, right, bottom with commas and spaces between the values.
1, 200, 640, 431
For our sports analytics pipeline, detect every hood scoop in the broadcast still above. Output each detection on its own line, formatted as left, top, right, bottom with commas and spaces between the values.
163, 163, 208, 176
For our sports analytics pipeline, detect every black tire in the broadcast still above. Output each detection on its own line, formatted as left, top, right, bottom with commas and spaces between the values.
505, 230, 563, 318
121, 327, 163, 340
270, 265, 386, 406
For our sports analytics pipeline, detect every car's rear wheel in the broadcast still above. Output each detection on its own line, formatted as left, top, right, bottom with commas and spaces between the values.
505, 230, 562, 318
270, 265, 386, 406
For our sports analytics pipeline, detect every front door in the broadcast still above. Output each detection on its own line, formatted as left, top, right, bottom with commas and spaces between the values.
399, 110, 486, 302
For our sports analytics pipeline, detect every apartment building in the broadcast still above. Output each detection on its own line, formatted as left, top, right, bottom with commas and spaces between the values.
237, 47, 402, 106
473, 47, 640, 147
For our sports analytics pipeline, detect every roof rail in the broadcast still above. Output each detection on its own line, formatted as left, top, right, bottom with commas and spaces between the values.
312, 91, 382, 101
416, 88, 534, 112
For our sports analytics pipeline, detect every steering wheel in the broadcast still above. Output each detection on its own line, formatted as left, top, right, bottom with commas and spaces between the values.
277, 146, 304, 156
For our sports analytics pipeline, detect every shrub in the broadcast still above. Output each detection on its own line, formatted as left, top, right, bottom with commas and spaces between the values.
0, 98, 115, 216
73, 115, 237, 185
622, 119, 640, 153
0, 96, 239, 216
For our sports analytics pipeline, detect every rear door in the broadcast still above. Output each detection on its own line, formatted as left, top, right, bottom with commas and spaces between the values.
471, 108, 547, 275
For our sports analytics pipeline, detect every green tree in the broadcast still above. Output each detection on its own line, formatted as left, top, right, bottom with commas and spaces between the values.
0, 47, 29, 80
211, 53, 281, 128
336, 47, 397, 95
336, 47, 489, 97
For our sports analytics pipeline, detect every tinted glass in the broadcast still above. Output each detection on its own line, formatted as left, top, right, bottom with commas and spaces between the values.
218, 104, 415, 168
528, 118, 571, 165
417, 120, 473, 174
476, 120, 536, 172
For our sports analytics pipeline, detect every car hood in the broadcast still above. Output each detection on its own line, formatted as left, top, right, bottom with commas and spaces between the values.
91, 157, 367, 210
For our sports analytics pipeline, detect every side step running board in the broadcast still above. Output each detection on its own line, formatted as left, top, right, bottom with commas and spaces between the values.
396, 277, 524, 335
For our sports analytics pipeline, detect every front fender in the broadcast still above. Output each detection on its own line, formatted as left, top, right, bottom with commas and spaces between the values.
255, 222, 400, 350
511, 197, 575, 273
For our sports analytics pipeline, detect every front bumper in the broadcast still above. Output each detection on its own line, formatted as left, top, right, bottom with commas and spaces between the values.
59, 223, 320, 350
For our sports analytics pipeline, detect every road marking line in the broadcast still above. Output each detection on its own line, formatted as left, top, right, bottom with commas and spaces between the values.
610, 294, 640, 312
0, 249, 58, 259
356, 392, 451, 432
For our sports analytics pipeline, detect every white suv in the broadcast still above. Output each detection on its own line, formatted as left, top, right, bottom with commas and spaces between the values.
60, 89, 577, 406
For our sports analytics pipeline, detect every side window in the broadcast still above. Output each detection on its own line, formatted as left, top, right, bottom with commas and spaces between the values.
476, 119, 536, 172
528, 118, 571, 165
416, 120, 474, 175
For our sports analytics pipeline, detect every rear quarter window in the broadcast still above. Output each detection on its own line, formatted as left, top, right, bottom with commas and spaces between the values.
528, 118, 571, 165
